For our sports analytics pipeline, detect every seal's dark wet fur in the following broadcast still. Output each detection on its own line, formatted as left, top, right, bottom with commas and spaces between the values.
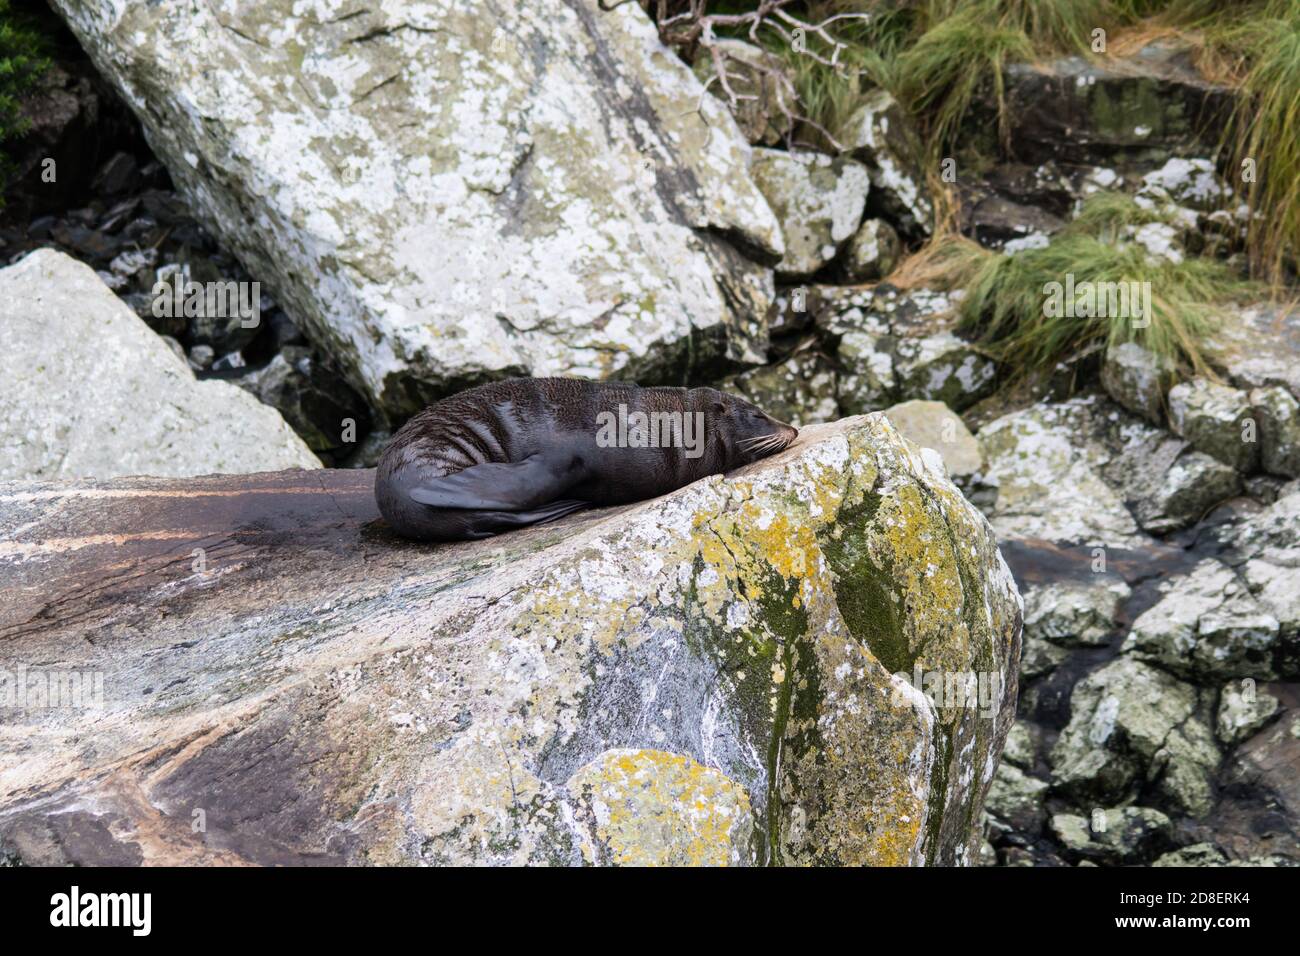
375, 377, 798, 541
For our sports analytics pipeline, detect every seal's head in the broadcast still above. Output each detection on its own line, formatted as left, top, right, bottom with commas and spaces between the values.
695, 388, 799, 469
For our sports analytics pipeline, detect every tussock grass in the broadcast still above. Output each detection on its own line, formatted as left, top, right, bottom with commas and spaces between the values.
896, 9, 1033, 150
953, 196, 1255, 377
1203, 3, 1300, 284
926, 0, 1109, 52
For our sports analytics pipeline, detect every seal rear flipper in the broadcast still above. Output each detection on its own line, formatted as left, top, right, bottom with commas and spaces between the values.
459, 499, 590, 538
407, 455, 579, 511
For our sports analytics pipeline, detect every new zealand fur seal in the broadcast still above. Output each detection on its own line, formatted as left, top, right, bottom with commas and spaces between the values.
375, 377, 799, 542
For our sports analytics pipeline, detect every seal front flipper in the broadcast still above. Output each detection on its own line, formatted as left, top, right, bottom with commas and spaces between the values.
408, 454, 581, 511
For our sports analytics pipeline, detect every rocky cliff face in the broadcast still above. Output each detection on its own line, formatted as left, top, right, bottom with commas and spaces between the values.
0, 416, 1021, 866
46, 0, 783, 419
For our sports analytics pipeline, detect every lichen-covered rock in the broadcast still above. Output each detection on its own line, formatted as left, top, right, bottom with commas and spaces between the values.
1167, 378, 1258, 473
841, 218, 900, 283
1101, 414, 1243, 534
1051, 657, 1218, 817
1001, 721, 1040, 770
1251, 385, 1300, 479
883, 400, 983, 485
1022, 577, 1130, 647
0, 249, 320, 480
1138, 158, 1229, 212
1100, 342, 1171, 425
1219, 489, 1300, 662
985, 763, 1048, 834
1154, 843, 1229, 866
723, 351, 839, 428
691, 39, 795, 146
1123, 559, 1282, 680
1094, 410, 1244, 534
838, 90, 933, 238
1020, 636, 1070, 681
1049, 807, 1172, 864
815, 286, 995, 415
978, 403, 1142, 546
1137, 450, 1243, 534
891, 301, 997, 412
1205, 305, 1300, 399
751, 148, 869, 279
820, 289, 896, 414
49, 0, 783, 419
564, 749, 753, 865
1216, 681, 1280, 746
0, 415, 1021, 866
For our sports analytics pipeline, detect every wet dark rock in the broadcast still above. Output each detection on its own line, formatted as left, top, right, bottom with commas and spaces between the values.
340, 429, 392, 469
48, 221, 119, 262
973, 40, 1235, 171
233, 347, 371, 456
269, 311, 308, 349
26, 215, 56, 239
91, 151, 141, 196
97, 196, 141, 233
960, 190, 1067, 249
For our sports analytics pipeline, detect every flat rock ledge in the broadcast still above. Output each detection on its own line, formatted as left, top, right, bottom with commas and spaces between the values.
0, 416, 1021, 866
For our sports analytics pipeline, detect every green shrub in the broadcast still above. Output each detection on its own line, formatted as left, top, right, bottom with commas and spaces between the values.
0, 0, 50, 191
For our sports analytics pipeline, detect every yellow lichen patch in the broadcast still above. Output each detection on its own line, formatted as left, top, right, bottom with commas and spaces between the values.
566, 749, 754, 866
868, 481, 972, 671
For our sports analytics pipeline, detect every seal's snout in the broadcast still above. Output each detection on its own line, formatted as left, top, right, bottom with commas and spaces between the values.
766, 415, 798, 450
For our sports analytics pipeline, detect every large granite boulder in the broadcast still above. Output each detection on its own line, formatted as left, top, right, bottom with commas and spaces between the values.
0, 415, 1021, 866
49, 0, 783, 419
0, 249, 320, 479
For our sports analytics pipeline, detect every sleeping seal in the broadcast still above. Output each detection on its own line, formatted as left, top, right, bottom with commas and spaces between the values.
375, 377, 798, 541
